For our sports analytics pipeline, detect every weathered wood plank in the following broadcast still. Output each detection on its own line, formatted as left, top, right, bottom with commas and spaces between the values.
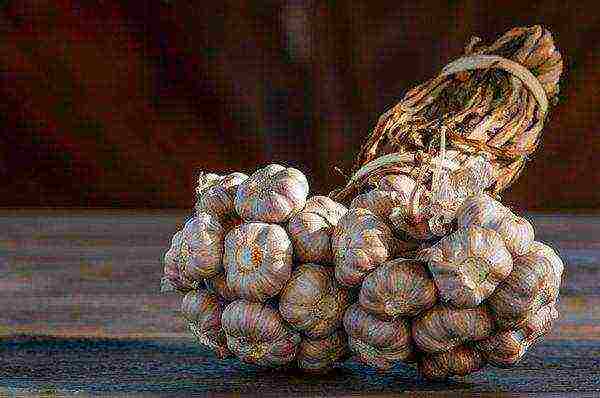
0, 211, 599, 396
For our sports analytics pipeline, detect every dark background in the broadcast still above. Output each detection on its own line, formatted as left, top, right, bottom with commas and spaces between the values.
0, 0, 598, 211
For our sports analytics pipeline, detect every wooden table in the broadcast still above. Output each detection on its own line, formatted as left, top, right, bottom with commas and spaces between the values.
1, 210, 599, 397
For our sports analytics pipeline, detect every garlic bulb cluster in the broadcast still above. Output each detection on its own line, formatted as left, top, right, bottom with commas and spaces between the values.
162, 164, 352, 371
162, 162, 563, 380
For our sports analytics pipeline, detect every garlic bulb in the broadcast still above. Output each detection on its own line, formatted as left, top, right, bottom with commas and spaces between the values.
456, 193, 510, 230
221, 299, 301, 367
476, 303, 558, 367
205, 272, 239, 302
161, 230, 196, 293
488, 241, 563, 330
296, 330, 349, 372
235, 164, 309, 223
223, 222, 293, 302
359, 258, 437, 319
351, 173, 434, 241
332, 208, 397, 287
344, 303, 414, 370
350, 189, 401, 221
279, 264, 349, 339
496, 215, 535, 256
181, 290, 231, 359
287, 196, 347, 263
375, 173, 424, 201
457, 193, 534, 256
421, 226, 513, 308
196, 171, 248, 229
181, 213, 225, 280
412, 305, 494, 353
419, 345, 485, 380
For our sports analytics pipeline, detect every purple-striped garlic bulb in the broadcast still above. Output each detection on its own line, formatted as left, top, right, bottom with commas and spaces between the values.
223, 222, 293, 302
359, 258, 437, 319
181, 290, 231, 359
476, 303, 558, 367
420, 225, 513, 308
457, 193, 535, 256
344, 303, 415, 370
412, 305, 494, 354
279, 264, 349, 339
296, 330, 349, 372
287, 196, 347, 264
160, 230, 197, 293
349, 173, 434, 241
221, 299, 301, 367
332, 208, 399, 287
487, 241, 564, 330
196, 171, 248, 230
419, 345, 485, 380
180, 213, 225, 281
234, 164, 309, 223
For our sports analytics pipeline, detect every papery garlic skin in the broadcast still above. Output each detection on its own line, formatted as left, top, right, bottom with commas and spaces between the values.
287, 196, 347, 264
421, 226, 513, 308
296, 330, 349, 372
412, 305, 494, 354
332, 208, 397, 287
419, 345, 485, 380
359, 258, 437, 319
279, 264, 349, 339
181, 213, 225, 280
221, 299, 301, 367
223, 222, 293, 302
235, 164, 309, 223
181, 289, 231, 359
344, 303, 415, 370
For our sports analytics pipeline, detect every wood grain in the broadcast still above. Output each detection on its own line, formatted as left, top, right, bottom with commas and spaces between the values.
1, 210, 599, 396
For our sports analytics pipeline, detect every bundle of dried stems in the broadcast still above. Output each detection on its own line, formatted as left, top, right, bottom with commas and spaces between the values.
331, 25, 562, 203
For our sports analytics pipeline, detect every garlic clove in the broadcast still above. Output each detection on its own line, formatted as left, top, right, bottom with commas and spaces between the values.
412, 304, 494, 354
221, 299, 301, 367
344, 303, 415, 370
359, 258, 437, 319
279, 263, 349, 339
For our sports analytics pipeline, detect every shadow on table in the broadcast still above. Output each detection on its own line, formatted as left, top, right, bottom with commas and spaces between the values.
0, 335, 479, 396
